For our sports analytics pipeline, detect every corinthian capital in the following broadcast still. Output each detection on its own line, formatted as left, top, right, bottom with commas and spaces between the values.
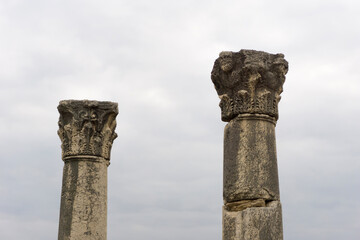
211, 49, 288, 122
57, 100, 118, 160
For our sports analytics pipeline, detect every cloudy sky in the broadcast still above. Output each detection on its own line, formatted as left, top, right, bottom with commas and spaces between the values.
0, 0, 359, 239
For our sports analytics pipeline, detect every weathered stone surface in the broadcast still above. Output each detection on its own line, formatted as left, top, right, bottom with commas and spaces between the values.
58, 100, 118, 160
58, 159, 108, 240
224, 117, 279, 203
223, 201, 283, 240
211, 49, 288, 122
58, 100, 118, 240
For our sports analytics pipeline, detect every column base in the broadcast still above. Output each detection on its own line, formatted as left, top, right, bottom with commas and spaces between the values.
223, 201, 283, 240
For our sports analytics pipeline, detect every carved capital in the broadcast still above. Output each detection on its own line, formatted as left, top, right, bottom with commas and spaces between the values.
57, 100, 118, 160
211, 50, 288, 122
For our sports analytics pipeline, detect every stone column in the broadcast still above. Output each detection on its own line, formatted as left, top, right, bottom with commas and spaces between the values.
211, 50, 288, 240
57, 100, 118, 240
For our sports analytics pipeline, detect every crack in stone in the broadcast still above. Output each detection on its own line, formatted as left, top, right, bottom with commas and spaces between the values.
224, 199, 266, 212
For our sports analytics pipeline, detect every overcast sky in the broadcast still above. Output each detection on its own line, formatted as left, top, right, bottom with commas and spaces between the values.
0, 0, 359, 239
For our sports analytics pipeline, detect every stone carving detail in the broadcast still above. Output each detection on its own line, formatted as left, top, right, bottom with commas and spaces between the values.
58, 100, 118, 160
211, 50, 288, 122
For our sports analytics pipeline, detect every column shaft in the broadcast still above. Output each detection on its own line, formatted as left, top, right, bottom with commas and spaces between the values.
58, 158, 108, 239
222, 117, 282, 240
224, 117, 279, 203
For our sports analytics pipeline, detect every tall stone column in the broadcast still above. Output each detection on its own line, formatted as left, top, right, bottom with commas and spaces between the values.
57, 100, 118, 240
211, 50, 288, 240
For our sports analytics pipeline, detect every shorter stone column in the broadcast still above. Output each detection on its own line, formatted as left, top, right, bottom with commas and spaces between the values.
211, 50, 288, 240
57, 100, 118, 240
